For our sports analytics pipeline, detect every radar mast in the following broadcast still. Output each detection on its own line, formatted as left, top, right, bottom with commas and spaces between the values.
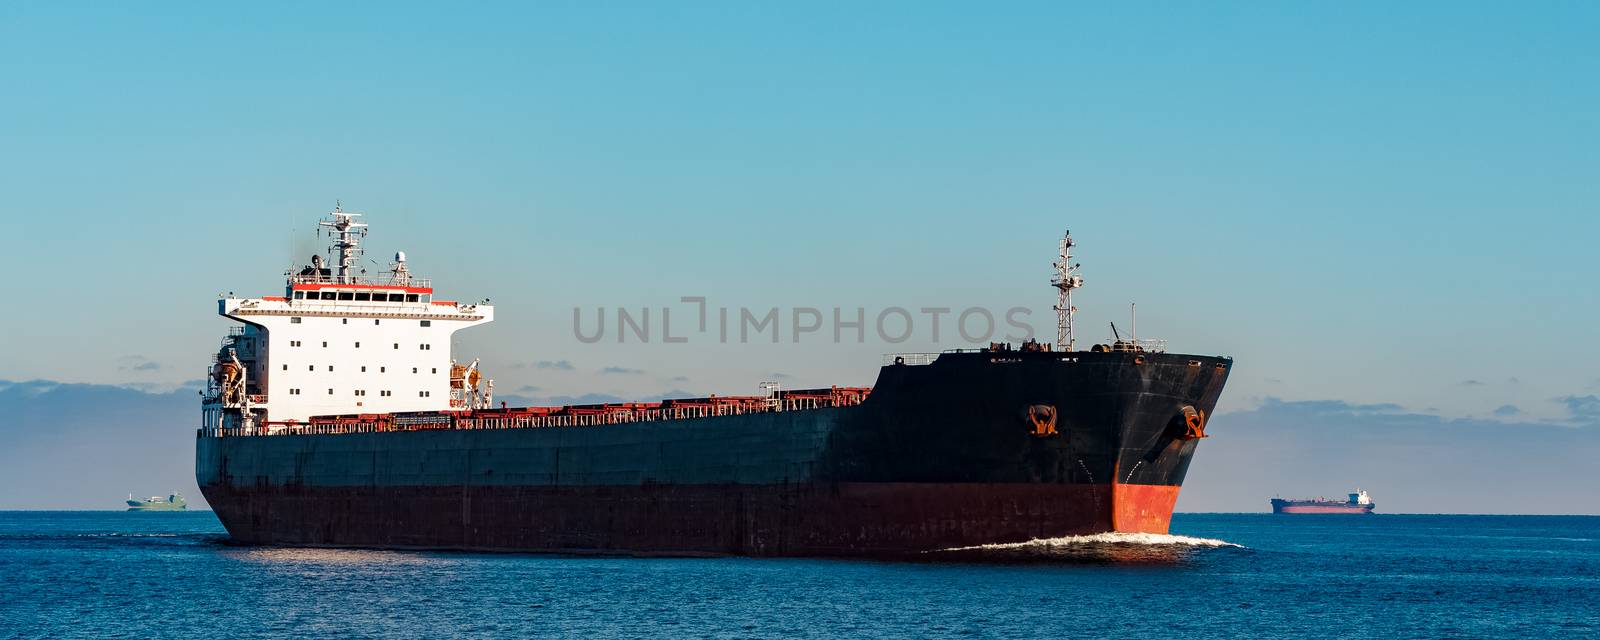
1052, 231, 1084, 351
319, 202, 368, 284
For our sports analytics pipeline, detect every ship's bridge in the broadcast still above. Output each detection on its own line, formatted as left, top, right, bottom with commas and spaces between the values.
287, 263, 435, 303
203, 205, 495, 431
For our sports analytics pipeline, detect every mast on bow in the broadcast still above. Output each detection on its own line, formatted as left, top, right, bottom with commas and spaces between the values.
1052, 231, 1084, 351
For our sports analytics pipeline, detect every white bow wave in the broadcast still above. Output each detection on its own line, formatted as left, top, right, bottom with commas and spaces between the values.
940, 532, 1244, 552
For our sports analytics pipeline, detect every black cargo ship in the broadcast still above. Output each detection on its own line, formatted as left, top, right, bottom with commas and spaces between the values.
196, 212, 1231, 556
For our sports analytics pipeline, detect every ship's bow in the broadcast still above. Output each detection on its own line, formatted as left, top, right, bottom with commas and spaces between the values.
828, 349, 1231, 540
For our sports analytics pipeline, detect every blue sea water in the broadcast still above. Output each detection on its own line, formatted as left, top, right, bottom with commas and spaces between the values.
0, 512, 1595, 639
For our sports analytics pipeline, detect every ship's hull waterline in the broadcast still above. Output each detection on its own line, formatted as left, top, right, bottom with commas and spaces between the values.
199, 482, 1181, 556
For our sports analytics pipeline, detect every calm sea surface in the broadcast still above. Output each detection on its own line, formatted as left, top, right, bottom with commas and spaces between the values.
0, 511, 1594, 639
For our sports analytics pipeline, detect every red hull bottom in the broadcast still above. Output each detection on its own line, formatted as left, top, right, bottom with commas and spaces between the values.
202, 482, 1181, 556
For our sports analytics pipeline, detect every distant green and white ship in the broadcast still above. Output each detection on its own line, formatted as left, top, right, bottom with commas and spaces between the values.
126, 493, 187, 511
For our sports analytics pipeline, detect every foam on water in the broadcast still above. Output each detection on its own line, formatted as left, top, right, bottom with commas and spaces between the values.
939, 531, 1245, 553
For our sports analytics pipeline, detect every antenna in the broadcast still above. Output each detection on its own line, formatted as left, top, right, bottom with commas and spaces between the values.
390, 250, 411, 285
318, 202, 368, 284
1052, 231, 1085, 351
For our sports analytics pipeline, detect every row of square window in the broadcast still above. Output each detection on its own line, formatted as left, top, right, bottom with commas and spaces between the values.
285, 389, 431, 397
292, 291, 429, 303
290, 318, 433, 327
284, 365, 438, 374
287, 341, 432, 350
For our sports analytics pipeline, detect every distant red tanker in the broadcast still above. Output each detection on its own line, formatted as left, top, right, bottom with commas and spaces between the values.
1271, 490, 1376, 514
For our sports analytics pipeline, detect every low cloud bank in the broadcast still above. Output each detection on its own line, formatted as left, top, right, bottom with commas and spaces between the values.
0, 380, 203, 510
1181, 398, 1598, 514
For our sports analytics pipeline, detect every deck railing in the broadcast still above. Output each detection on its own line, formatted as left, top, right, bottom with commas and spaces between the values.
882, 353, 940, 366
286, 273, 432, 289
1101, 339, 1168, 353
197, 389, 871, 438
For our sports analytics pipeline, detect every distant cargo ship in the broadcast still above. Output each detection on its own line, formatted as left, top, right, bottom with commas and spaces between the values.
126, 493, 187, 511
1271, 490, 1375, 514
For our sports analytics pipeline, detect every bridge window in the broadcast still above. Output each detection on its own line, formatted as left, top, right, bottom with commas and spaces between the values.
388, 293, 405, 302
320, 291, 336, 300
338, 292, 354, 301
406, 294, 419, 303
293, 291, 304, 300
354, 292, 371, 301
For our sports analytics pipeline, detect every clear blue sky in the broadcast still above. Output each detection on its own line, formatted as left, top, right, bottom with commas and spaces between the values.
2, 2, 1597, 425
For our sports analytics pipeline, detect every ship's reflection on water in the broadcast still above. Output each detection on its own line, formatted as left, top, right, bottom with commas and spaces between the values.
222, 546, 449, 567
922, 532, 1247, 565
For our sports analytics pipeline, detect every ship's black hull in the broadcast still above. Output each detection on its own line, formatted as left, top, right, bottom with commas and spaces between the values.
198, 351, 1231, 556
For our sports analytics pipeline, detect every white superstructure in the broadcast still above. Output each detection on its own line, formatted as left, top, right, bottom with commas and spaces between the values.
202, 205, 495, 433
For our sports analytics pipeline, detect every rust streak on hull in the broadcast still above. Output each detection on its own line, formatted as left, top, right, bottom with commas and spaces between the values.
1110, 483, 1181, 534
